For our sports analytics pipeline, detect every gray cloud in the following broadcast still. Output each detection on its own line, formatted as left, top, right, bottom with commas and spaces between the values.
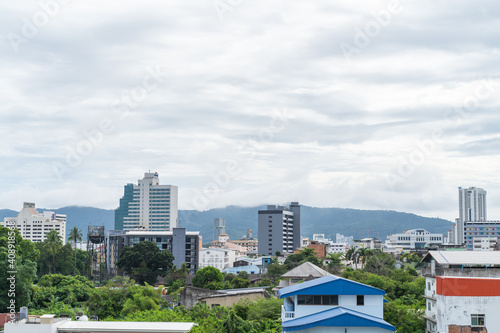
1, 0, 499, 222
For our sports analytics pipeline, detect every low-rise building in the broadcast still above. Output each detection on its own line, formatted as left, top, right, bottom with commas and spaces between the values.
385, 229, 443, 253
2, 202, 67, 244
473, 237, 498, 251
5, 315, 196, 333
108, 228, 200, 276
277, 262, 330, 290
198, 248, 236, 271
353, 238, 382, 251
421, 251, 500, 332
180, 286, 269, 309
279, 275, 395, 332
210, 233, 247, 257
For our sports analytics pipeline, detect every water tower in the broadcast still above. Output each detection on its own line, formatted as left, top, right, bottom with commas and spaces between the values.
86, 226, 107, 282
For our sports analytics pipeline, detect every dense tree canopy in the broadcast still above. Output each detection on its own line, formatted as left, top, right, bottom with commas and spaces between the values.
192, 266, 224, 290
0, 226, 38, 311
116, 241, 174, 285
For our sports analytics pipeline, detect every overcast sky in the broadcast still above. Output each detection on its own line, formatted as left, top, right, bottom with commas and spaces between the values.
1, 1, 500, 221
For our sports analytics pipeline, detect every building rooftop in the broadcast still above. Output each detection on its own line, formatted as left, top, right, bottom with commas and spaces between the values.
282, 307, 395, 332
422, 251, 500, 265
278, 275, 387, 298
281, 262, 330, 278
5, 319, 196, 333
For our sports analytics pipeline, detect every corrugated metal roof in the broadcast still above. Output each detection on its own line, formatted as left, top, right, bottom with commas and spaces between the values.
278, 275, 386, 298
282, 307, 395, 332
57, 321, 196, 332
423, 251, 500, 265
281, 262, 330, 278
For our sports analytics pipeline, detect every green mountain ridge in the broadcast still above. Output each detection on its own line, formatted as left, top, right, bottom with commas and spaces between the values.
1, 205, 453, 243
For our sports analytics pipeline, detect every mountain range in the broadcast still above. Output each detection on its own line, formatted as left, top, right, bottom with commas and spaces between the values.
0, 205, 453, 243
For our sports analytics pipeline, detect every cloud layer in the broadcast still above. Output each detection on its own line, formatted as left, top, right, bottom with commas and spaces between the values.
1, 0, 500, 221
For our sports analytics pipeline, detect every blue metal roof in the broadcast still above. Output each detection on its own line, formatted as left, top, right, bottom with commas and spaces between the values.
278, 275, 386, 298
222, 265, 261, 274
282, 307, 396, 332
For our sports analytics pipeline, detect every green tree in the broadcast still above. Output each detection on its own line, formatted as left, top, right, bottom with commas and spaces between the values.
192, 266, 224, 289
121, 284, 160, 316
326, 253, 344, 275
284, 248, 322, 270
116, 241, 174, 285
0, 226, 39, 311
68, 227, 83, 275
31, 274, 94, 309
364, 251, 396, 276
46, 230, 63, 274
354, 247, 372, 268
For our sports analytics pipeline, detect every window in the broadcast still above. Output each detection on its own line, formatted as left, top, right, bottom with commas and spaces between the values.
428, 282, 431, 290
297, 295, 338, 306
356, 295, 364, 306
322, 295, 338, 305
291, 278, 302, 283
471, 314, 485, 326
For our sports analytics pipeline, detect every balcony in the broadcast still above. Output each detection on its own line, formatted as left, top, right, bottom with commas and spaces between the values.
281, 306, 295, 321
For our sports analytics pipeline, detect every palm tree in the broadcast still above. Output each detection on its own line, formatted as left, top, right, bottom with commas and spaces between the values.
68, 227, 83, 275
46, 230, 63, 274
355, 247, 373, 269
345, 248, 356, 269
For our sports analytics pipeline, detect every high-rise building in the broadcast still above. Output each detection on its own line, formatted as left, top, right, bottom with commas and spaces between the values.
258, 202, 301, 256
115, 172, 178, 231
213, 218, 226, 241
459, 186, 487, 222
455, 187, 487, 245
2, 202, 67, 244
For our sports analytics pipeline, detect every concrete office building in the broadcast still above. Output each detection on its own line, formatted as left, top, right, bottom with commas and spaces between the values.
464, 221, 500, 250
385, 229, 443, 253
258, 202, 301, 256
2, 202, 67, 245
108, 228, 200, 276
115, 172, 178, 231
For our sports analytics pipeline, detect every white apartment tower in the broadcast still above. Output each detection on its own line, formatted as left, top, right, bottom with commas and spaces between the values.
115, 172, 178, 231
2, 202, 67, 244
455, 186, 487, 245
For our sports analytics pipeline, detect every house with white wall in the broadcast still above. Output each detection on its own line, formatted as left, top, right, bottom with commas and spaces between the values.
278, 275, 395, 332
198, 248, 236, 271
421, 251, 500, 332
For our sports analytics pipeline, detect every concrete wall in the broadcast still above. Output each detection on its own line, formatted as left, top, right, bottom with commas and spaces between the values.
434, 294, 500, 332
179, 287, 222, 309
200, 292, 268, 308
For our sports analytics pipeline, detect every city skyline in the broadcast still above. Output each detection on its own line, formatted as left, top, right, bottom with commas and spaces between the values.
1, 2, 500, 222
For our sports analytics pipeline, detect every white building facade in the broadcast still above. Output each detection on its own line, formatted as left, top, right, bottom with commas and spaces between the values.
3, 202, 67, 244
199, 248, 237, 271
279, 275, 395, 332
115, 172, 178, 231
385, 229, 443, 252
422, 251, 500, 332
